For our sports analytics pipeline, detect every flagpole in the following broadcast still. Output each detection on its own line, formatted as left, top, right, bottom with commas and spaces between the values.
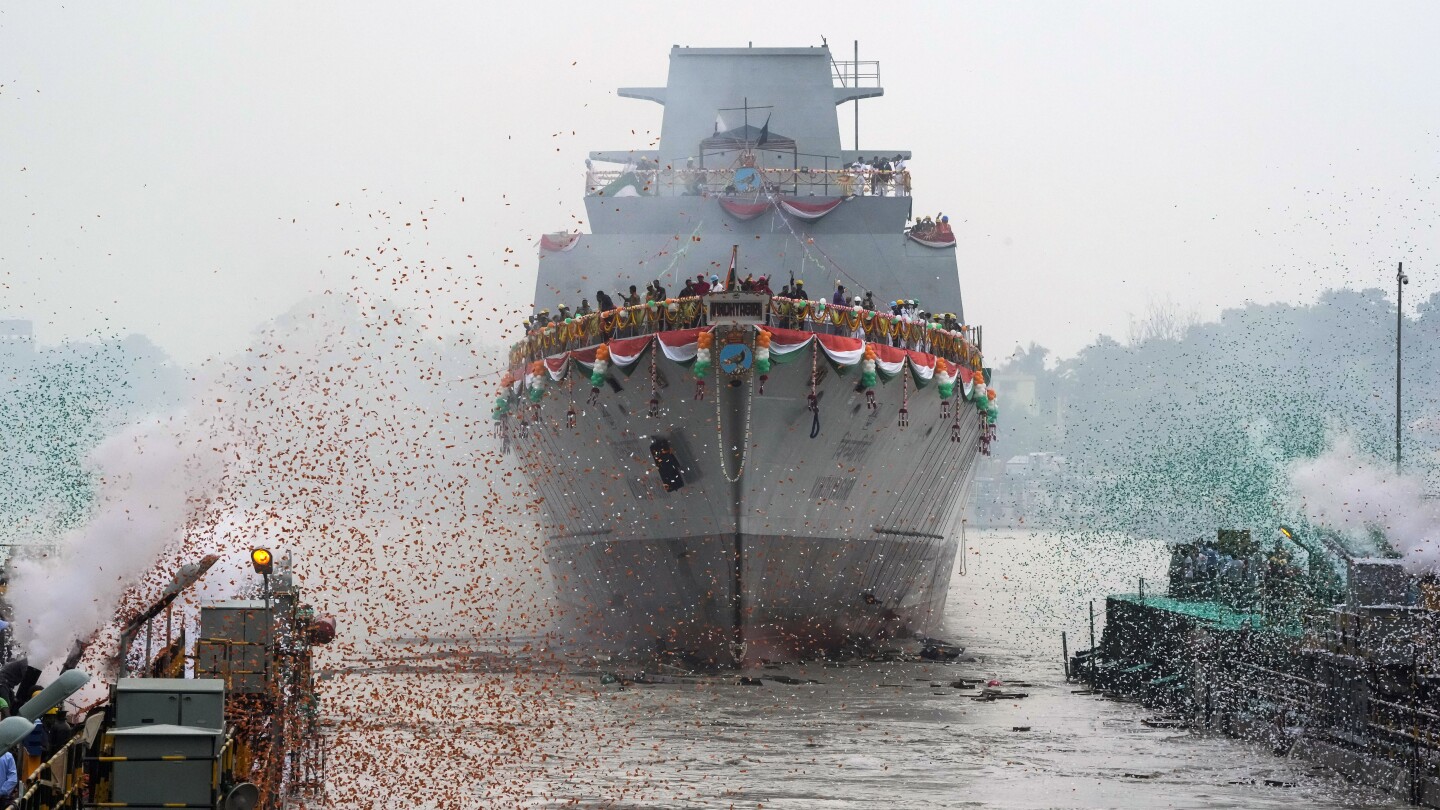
854, 40, 860, 150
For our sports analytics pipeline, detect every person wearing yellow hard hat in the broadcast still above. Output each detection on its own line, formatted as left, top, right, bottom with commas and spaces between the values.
42, 703, 72, 760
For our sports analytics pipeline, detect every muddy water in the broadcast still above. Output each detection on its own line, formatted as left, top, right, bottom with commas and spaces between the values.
325, 530, 1407, 809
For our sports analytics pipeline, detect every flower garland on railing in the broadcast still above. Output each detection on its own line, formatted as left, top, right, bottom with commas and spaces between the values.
935, 357, 955, 399
860, 344, 878, 388
693, 330, 713, 377
524, 292, 984, 355
972, 367, 995, 424
517, 296, 983, 372
502, 325, 998, 439
754, 328, 771, 394
527, 360, 546, 403
493, 371, 515, 420
509, 299, 996, 432
590, 343, 610, 387
754, 329, 772, 374
860, 343, 879, 410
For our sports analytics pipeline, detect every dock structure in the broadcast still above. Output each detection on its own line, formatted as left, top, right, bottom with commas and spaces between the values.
1, 548, 332, 810
1073, 528, 1440, 807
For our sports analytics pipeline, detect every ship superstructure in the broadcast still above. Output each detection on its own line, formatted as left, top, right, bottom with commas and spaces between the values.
498, 45, 996, 665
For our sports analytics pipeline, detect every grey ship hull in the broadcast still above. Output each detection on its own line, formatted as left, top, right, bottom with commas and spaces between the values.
510, 345, 980, 664
512, 45, 988, 664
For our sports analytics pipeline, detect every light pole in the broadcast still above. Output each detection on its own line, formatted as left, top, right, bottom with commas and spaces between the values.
1396, 262, 1408, 475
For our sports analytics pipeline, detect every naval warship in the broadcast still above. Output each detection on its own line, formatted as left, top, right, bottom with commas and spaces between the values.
497, 45, 996, 665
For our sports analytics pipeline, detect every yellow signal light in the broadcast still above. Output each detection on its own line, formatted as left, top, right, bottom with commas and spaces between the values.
250, 548, 273, 574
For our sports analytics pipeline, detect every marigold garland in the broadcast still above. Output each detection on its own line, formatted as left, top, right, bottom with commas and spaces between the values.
935, 357, 955, 400
508, 301, 995, 426
514, 297, 985, 376
492, 371, 515, 420
693, 330, 713, 378
860, 343, 878, 389
527, 360, 546, 403
590, 343, 610, 387
754, 329, 772, 375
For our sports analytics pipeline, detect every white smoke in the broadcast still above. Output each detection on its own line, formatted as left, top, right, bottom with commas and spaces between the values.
8, 412, 226, 668
8, 293, 553, 686
1289, 435, 1440, 573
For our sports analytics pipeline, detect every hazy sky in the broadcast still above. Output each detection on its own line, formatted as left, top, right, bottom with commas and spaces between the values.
3, 2, 1438, 365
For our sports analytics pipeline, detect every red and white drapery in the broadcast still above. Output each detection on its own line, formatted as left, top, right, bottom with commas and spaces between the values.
535, 326, 967, 394
718, 197, 845, 222
759, 327, 965, 391
777, 197, 843, 220
871, 342, 939, 382
717, 199, 770, 221
541, 329, 708, 380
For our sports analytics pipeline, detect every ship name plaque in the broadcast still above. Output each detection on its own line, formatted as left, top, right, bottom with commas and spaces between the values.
707, 293, 769, 326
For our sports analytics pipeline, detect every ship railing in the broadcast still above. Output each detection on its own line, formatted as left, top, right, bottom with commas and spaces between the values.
510, 295, 980, 369
1214, 659, 1314, 716
831, 58, 881, 88
585, 168, 912, 198
1369, 696, 1440, 741
6, 729, 87, 810
1221, 637, 1440, 758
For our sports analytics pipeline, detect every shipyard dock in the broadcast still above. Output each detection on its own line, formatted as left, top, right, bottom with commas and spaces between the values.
1073, 528, 1440, 807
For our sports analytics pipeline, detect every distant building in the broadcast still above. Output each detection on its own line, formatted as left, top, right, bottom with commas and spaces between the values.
0, 319, 34, 354
1005, 452, 1067, 479
993, 367, 1067, 442
995, 370, 1038, 413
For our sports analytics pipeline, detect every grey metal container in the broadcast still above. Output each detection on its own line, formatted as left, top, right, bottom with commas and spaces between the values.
195, 639, 268, 694
1347, 558, 1414, 607
110, 725, 221, 807
113, 678, 225, 730
199, 599, 273, 645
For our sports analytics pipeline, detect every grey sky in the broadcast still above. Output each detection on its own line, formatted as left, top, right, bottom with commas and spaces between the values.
3, 2, 1437, 365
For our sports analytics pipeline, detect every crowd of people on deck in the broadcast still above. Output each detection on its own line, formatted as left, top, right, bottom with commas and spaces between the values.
838, 154, 910, 197
1167, 541, 1308, 615
527, 205, 967, 335
526, 272, 774, 331
908, 213, 954, 238
523, 272, 970, 355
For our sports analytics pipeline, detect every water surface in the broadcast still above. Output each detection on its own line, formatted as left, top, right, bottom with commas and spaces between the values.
324, 530, 1406, 809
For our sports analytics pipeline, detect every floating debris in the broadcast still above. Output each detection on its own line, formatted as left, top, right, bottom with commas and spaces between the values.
1141, 717, 1189, 729
765, 675, 821, 685
972, 690, 1029, 702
